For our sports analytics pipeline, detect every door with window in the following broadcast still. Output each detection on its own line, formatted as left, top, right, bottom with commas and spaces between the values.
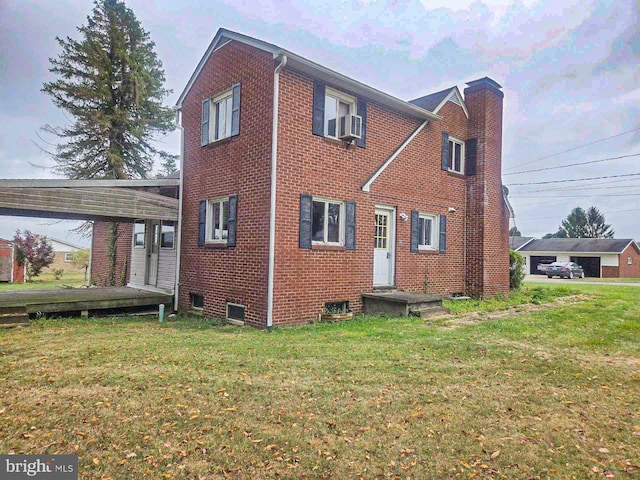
373, 207, 395, 286
146, 221, 160, 286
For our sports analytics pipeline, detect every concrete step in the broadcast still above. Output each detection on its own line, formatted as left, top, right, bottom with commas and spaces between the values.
409, 306, 450, 319
363, 291, 445, 317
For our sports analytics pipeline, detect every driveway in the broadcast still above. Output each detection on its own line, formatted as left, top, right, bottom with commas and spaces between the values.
524, 275, 640, 287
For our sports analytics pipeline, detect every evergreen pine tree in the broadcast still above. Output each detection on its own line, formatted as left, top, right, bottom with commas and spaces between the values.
42, 0, 176, 179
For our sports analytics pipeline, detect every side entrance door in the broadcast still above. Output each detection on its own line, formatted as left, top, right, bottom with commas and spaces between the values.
373, 207, 395, 287
146, 220, 160, 286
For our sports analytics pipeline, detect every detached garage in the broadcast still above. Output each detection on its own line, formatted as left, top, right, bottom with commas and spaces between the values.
511, 237, 640, 278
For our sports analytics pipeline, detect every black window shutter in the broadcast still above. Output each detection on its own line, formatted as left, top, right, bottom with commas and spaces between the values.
441, 132, 449, 171
312, 81, 325, 136
356, 98, 367, 148
439, 215, 447, 253
410, 210, 419, 253
345, 200, 356, 250
198, 200, 206, 246
231, 83, 241, 137
227, 195, 237, 247
465, 138, 477, 176
201, 99, 210, 146
299, 194, 313, 249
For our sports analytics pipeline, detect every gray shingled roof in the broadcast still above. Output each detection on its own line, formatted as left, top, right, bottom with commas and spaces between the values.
409, 87, 455, 112
519, 238, 636, 254
509, 236, 534, 250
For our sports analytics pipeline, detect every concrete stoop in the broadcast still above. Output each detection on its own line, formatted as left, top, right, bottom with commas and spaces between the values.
362, 291, 450, 318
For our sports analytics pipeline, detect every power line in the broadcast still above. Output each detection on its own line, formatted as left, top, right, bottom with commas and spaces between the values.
503, 153, 640, 176
513, 193, 640, 198
523, 208, 639, 221
507, 172, 640, 186
510, 182, 640, 194
503, 126, 640, 172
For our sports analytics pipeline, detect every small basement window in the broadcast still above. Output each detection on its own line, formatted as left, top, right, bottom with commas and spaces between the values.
324, 301, 349, 314
226, 303, 245, 323
190, 293, 204, 310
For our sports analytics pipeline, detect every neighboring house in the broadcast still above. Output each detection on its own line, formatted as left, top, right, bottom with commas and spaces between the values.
44, 238, 86, 275
90, 28, 510, 327
0, 238, 25, 283
510, 237, 640, 278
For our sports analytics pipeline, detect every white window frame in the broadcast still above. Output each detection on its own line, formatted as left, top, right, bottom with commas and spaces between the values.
64, 253, 75, 263
226, 302, 246, 325
133, 220, 146, 248
208, 89, 233, 142
448, 136, 465, 174
628, 256, 633, 265
160, 221, 176, 249
205, 197, 230, 244
311, 197, 345, 246
324, 88, 356, 139
418, 213, 439, 251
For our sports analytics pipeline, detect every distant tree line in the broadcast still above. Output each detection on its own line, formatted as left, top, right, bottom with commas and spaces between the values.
509, 206, 615, 239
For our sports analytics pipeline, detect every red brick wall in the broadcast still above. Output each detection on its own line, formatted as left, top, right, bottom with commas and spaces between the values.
90, 221, 132, 287
178, 41, 274, 327
601, 266, 618, 278
618, 243, 640, 278
464, 82, 510, 297
271, 69, 476, 326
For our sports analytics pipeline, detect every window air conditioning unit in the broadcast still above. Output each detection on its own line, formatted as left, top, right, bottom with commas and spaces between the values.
338, 114, 362, 141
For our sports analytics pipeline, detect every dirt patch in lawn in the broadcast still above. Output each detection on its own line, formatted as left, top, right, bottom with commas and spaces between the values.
435, 294, 596, 330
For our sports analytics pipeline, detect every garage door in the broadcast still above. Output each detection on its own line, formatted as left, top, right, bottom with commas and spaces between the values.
530, 255, 557, 275
570, 256, 601, 278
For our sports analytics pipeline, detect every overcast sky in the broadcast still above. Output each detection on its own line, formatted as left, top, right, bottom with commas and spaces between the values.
0, 0, 638, 247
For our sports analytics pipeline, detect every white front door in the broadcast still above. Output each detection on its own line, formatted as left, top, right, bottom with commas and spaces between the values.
146, 220, 160, 286
373, 207, 395, 286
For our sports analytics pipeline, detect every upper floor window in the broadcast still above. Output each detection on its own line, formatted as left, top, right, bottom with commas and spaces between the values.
447, 137, 464, 174
201, 83, 241, 146
312, 198, 344, 245
206, 197, 230, 243
418, 214, 439, 250
211, 90, 233, 141
324, 88, 355, 138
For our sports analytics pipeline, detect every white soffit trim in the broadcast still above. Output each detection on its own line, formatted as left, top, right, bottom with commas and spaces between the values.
175, 29, 442, 122
513, 238, 535, 251
432, 87, 469, 118
362, 120, 428, 192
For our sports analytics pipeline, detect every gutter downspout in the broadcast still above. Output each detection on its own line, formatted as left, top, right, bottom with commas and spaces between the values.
174, 109, 185, 311
266, 54, 287, 329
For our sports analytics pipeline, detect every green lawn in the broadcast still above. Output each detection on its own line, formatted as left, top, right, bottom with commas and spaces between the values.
0, 272, 86, 291
0, 284, 638, 479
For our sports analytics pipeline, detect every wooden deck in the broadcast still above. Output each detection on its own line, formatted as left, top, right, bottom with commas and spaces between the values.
0, 287, 172, 325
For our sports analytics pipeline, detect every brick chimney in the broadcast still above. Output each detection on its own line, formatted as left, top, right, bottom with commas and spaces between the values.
464, 77, 510, 297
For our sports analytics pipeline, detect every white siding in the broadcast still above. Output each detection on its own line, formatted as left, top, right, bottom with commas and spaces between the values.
129, 229, 147, 286
156, 246, 177, 292
600, 254, 619, 267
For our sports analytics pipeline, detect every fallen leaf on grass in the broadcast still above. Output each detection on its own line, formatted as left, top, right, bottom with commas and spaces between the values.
93, 458, 99, 465
491, 451, 500, 459
599, 448, 609, 453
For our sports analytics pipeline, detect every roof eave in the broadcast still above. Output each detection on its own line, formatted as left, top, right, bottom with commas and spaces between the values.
175, 29, 442, 122
432, 87, 469, 118
0, 179, 180, 188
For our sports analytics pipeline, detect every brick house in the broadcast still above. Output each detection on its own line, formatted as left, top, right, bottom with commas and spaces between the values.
90, 28, 510, 327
